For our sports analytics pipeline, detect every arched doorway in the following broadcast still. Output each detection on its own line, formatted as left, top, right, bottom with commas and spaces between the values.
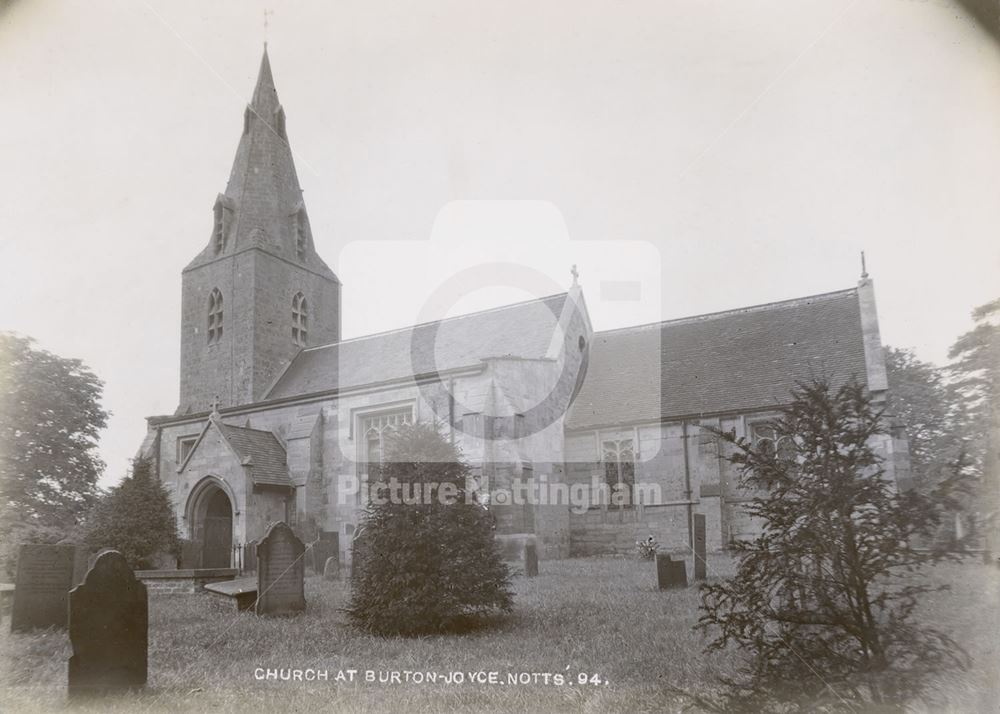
202, 489, 233, 568
188, 479, 234, 569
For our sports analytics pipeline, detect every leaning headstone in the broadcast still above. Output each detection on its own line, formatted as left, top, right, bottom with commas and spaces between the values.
10, 544, 76, 632
693, 513, 707, 581
323, 557, 339, 581
656, 553, 687, 590
524, 543, 539, 577
67, 551, 147, 698
256, 522, 305, 616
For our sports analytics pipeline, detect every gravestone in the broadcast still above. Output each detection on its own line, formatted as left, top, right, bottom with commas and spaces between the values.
256, 522, 305, 616
693, 513, 707, 581
72, 547, 90, 587
242, 540, 258, 573
67, 551, 147, 698
10, 544, 76, 632
311, 532, 339, 575
323, 557, 339, 581
656, 553, 687, 590
524, 543, 539, 577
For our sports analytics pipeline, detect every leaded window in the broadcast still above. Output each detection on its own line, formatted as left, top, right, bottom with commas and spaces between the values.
207, 289, 223, 344
602, 438, 635, 507
358, 407, 413, 503
292, 292, 308, 346
751, 423, 797, 462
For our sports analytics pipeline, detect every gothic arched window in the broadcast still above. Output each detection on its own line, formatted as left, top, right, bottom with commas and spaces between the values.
751, 423, 797, 462
207, 289, 223, 344
602, 438, 635, 508
292, 292, 308, 346
359, 407, 413, 503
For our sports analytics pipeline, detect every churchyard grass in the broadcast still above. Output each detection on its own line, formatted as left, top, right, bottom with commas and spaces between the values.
1, 556, 997, 713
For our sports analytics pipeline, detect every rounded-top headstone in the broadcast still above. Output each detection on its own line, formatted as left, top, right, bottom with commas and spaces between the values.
255, 521, 306, 616
323, 557, 339, 581
68, 550, 148, 698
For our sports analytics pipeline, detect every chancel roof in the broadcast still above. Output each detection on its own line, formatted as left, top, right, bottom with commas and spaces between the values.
565, 288, 870, 431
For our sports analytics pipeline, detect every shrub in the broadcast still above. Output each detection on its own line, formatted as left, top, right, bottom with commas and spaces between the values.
345, 422, 513, 636
693, 378, 969, 712
84, 456, 180, 570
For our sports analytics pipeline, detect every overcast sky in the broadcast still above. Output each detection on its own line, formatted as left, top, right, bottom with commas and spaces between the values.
1, 0, 998, 488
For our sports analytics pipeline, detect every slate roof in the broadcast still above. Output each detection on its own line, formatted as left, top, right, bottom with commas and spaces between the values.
266, 293, 568, 399
218, 423, 291, 488
565, 288, 870, 430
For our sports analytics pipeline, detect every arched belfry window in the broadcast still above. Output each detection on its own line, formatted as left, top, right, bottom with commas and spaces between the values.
292, 292, 308, 346
275, 106, 286, 139
213, 198, 232, 254
207, 289, 224, 344
213, 204, 224, 254
295, 211, 308, 260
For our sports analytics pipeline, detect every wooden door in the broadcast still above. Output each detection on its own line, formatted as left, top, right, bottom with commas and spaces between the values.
202, 490, 232, 568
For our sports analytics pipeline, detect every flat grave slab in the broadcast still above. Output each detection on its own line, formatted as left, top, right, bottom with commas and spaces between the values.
204, 578, 258, 612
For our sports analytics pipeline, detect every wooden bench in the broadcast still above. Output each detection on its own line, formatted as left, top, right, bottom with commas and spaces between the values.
203, 578, 257, 612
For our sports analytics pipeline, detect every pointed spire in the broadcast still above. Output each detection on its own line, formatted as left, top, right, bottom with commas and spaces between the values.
185, 49, 337, 282
250, 44, 279, 116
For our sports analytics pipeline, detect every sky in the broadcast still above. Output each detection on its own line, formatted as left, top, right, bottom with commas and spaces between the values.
1, 0, 998, 488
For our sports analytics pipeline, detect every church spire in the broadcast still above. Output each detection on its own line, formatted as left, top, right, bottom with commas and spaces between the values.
250, 45, 280, 119
185, 47, 334, 282
178, 48, 341, 412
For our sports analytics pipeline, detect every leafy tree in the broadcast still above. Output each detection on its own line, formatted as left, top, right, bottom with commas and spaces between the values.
0, 334, 108, 528
884, 347, 960, 488
948, 297, 1000, 557
884, 347, 977, 546
84, 456, 180, 570
0, 334, 108, 574
695, 378, 968, 712
346, 421, 513, 636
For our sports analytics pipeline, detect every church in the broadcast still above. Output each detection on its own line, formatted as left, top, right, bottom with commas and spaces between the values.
139, 50, 909, 568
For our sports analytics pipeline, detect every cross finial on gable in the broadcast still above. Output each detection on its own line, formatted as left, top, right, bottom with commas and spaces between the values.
210, 396, 221, 415
570, 264, 579, 286
264, 9, 274, 41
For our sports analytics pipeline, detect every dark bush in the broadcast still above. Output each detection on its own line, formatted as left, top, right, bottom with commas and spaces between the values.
84, 456, 180, 570
346, 422, 513, 636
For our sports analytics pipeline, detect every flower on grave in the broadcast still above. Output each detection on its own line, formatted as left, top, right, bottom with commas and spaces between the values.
636, 535, 658, 560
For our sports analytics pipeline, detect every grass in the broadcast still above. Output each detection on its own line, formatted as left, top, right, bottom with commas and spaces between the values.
1, 555, 997, 713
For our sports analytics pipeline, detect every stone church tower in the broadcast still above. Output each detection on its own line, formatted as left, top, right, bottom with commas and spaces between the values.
178, 48, 340, 413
